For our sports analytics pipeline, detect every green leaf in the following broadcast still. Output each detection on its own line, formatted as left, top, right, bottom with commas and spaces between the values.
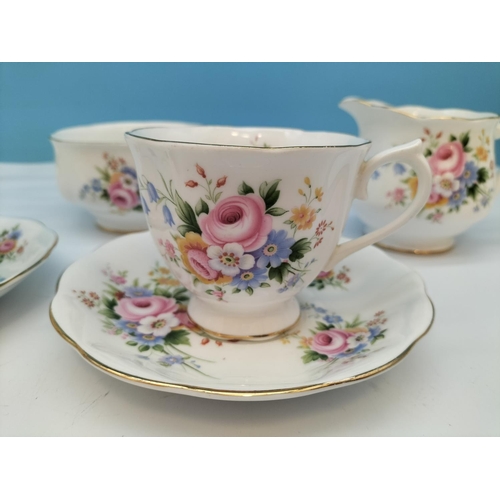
214, 286, 222, 291
467, 183, 479, 200
258, 179, 282, 209
259, 282, 271, 288
126, 341, 138, 346
464, 147, 473, 153
138, 345, 150, 352
165, 330, 191, 346
424, 148, 433, 158
449, 134, 457, 142
154, 287, 172, 298
459, 131, 470, 149
237, 181, 254, 195
283, 219, 293, 225
289, 238, 312, 262
102, 296, 117, 311
245, 287, 254, 296
174, 192, 201, 233
477, 167, 489, 183
232, 288, 241, 294
195, 198, 209, 216
98, 308, 120, 320
214, 192, 222, 202
315, 322, 330, 331
177, 224, 198, 237
133, 278, 139, 287
266, 207, 288, 216
268, 262, 291, 284
301, 350, 328, 364
205, 290, 214, 295
152, 344, 165, 352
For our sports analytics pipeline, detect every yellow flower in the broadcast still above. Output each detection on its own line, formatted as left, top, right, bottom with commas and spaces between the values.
315, 187, 323, 201
280, 337, 291, 345
290, 204, 316, 230
157, 277, 180, 286
408, 177, 447, 208
159, 267, 170, 274
476, 146, 488, 162
298, 188, 304, 195
299, 336, 312, 348
109, 172, 123, 185
177, 232, 231, 285
304, 176, 311, 186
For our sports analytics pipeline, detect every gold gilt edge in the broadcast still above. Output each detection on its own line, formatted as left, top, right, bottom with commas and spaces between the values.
0, 225, 59, 289
48, 295, 435, 399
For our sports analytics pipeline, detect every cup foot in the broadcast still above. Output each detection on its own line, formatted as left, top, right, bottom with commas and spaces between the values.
95, 215, 148, 234
374, 237, 455, 255
187, 295, 301, 340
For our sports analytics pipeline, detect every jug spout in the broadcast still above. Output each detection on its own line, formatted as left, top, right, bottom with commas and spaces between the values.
339, 96, 389, 127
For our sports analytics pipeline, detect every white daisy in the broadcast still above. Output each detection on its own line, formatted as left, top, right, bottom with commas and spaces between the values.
137, 313, 180, 337
433, 173, 460, 197
207, 243, 255, 277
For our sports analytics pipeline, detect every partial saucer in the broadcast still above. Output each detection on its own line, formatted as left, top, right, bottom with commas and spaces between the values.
50, 232, 434, 401
0, 216, 58, 298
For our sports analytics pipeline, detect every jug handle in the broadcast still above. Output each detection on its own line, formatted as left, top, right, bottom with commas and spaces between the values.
323, 139, 432, 271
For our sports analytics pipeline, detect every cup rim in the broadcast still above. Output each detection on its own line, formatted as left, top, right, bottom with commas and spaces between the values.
341, 97, 500, 122
50, 120, 196, 146
125, 126, 372, 150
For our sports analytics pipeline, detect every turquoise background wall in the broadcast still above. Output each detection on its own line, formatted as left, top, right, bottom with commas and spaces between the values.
1, 62, 499, 162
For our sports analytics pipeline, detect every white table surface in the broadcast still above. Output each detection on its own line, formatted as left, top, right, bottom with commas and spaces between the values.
1, 162, 499, 437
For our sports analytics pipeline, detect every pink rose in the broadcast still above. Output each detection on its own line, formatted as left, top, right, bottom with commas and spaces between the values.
159, 238, 176, 259
187, 248, 220, 281
428, 142, 465, 177
0, 239, 16, 254
427, 188, 441, 205
115, 296, 178, 321
175, 311, 196, 329
108, 182, 140, 210
311, 329, 350, 357
199, 194, 272, 252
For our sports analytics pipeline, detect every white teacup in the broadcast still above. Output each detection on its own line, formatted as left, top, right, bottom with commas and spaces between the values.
126, 126, 432, 339
340, 97, 500, 253
51, 121, 194, 233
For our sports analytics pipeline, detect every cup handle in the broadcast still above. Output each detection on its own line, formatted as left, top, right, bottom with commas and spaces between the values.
323, 139, 432, 271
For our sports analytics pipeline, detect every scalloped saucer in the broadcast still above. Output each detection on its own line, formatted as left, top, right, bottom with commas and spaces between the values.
50, 232, 433, 401
0, 216, 58, 298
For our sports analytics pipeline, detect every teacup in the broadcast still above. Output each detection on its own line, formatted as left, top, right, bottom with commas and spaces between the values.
125, 126, 432, 339
51, 121, 195, 233
340, 97, 500, 253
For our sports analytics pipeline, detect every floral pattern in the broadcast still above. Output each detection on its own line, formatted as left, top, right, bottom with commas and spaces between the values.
140, 166, 335, 298
74, 262, 215, 377
79, 153, 142, 213
0, 225, 26, 264
381, 128, 493, 221
308, 265, 351, 290
294, 306, 387, 365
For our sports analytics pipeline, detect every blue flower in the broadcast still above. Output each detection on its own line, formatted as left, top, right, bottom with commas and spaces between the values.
134, 333, 164, 346
393, 163, 407, 175
285, 274, 300, 288
254, 230, 295, 268
314, 306, 328, 314
120, 166, 137, 178
337, 343, 367, 358
459, 161, 478, 188
141, 196, 150, 215
115, 319, 140, 334
371, 170, 380, 180
91, 178, 102, 192
163, 205, 175, 226
147, 181, 160, 203
231, 267, 268, 290
8, 230, 21, 240
323, 314, 343, 324
160, 355, 184, 366
368, 326, 381, 340
481, 196, 490, 207
448, 188, 467, 208
81, 184, 91, 195
124, 286, 153, 298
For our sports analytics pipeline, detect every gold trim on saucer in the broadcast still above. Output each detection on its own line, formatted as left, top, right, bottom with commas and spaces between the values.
375, 241, 454, 255
48, 298, 435, 399
0, 222, 58, 290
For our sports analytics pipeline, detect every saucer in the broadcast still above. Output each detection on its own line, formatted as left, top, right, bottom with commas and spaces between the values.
50, 232, 434, 401
0, 216, 58, 298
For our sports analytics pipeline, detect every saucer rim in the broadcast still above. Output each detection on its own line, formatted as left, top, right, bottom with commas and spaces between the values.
0, 216, 59, 289
49, 292, 435, 399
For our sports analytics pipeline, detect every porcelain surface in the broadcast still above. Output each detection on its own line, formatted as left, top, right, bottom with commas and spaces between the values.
50, 232, 434, 401
50, 121, 196, 233
125, 126, 432, 337
340, 97, 500, 252
0, 216, 58, 297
